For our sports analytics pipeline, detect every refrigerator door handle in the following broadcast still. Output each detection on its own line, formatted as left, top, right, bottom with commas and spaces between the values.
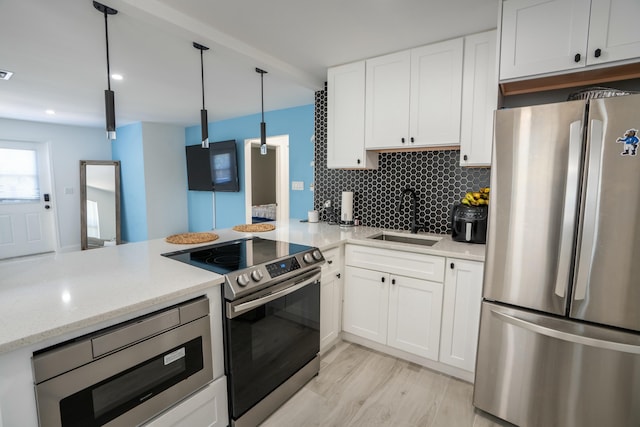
554, 120, 583, 298
574, 119, 604, 301
492, 309, 640, 354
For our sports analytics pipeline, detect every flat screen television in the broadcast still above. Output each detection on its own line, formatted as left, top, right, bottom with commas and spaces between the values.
185, 140, 240, 192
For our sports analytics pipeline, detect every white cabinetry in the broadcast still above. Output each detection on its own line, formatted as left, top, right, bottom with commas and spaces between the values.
439, 258, 484, 372
365, 38, 464, 150
320, 246, 344, 351
144, 376, 228, 427
327, 62, 379, 169
460, 30, 498, 167
343, 245, 445, 360
500, 0, 640, 80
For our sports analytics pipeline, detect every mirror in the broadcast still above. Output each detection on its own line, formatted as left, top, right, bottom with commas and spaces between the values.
80, 160, 121, 250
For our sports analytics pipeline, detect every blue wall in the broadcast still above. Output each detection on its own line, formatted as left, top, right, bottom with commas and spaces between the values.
186, 104, 315, 231
112, 123, 148, 242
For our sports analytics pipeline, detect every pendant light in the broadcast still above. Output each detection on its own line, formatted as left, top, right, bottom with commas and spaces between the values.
93, 1, 118, 140
256, 68, 268, 155
194, 42, 210, 149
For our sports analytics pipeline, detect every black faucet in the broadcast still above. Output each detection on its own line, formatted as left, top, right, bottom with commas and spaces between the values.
398, 188, 425, 234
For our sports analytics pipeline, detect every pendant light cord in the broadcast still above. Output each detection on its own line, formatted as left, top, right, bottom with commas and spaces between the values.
103, 11, 111, 91
260, 71, 265, 122
200, 48, 205, 110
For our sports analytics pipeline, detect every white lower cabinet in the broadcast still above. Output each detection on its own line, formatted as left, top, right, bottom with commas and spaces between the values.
387, 274, 443, 360
144, 375, 228, 427
343, 266, 390, 344
343, 244, 484, 379
344, 245, 445, 361
320, 246, 343, 352
439, 258, 484, 372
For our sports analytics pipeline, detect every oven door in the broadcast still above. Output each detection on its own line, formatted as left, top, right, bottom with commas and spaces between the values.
224, 269, 321, 420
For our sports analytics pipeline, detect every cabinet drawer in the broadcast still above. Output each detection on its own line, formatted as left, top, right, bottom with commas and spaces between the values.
321, 246, 341, 274
346, 244, 444, 282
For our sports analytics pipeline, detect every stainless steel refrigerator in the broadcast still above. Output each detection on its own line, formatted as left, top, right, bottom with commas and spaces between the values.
473, 93, 640, 427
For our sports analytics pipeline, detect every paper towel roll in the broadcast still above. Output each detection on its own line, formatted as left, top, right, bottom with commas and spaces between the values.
341, 191, 353, 222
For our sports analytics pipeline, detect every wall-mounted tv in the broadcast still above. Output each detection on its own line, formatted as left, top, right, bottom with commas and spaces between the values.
185, 140, 240, 192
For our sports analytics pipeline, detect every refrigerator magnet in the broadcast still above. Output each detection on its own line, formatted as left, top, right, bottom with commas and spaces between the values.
616, 128, 639, 156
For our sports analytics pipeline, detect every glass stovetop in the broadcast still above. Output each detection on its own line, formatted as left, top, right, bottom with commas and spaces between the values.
162, 236, 312, 275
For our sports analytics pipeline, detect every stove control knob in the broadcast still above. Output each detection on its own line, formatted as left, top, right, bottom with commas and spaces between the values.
303, 252, 314, 264
237, 273, 250, 287
251, 270, 263, 282
312, 250, 323, 261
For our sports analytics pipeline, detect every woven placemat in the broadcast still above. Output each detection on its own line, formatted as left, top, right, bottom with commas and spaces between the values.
165, 232, 219, 244
232, 223, 276, 232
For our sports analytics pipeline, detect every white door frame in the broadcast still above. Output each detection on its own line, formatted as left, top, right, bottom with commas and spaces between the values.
244, 135, 289, 224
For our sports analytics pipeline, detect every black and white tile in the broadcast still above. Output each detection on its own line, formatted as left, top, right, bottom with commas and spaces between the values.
313, 85, 490, 234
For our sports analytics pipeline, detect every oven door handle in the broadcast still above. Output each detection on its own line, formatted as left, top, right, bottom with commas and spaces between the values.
228, 271, 321, 318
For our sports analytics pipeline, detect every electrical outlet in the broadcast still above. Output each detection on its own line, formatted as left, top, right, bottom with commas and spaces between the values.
291, 181, 304, 191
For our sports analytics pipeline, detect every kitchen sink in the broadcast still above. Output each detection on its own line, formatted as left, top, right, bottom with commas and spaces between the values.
367, 232, 440, 247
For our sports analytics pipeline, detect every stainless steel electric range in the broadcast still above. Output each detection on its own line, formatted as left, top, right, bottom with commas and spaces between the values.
163, 236, 324, 427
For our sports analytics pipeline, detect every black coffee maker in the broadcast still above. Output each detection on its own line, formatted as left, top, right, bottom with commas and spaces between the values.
450, 203, 488, 244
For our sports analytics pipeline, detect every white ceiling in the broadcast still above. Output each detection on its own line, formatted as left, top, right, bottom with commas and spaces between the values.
0, 0, 499, 130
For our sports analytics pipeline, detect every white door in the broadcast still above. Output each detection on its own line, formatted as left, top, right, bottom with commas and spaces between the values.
499, 0, 591, 79
0, 141, 56, 259
587, 0, 640, 66
440, 259, 484, 372
409, 38, 463, 147
387, 275, 443, 360
327, 61, 370, 169
343, 266, 389, 344
365, 50, 411, 149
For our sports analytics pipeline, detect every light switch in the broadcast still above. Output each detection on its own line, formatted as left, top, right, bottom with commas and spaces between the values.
64, 187, 74, 195
292, 181, 304, 191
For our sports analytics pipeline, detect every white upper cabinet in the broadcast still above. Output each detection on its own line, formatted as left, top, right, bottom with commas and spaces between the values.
587, 0, 640, 66
460, 30, 498, 167
327, 61, 379, 169
500, 0, 640, 80
365, 38, 464, 150
364, 51, 412, 149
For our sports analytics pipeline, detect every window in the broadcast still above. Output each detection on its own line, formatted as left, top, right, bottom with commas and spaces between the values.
0, 148, 39, 202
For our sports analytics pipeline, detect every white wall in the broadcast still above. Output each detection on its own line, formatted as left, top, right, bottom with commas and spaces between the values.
141, 122, 188, 239
0, 118, 109, 252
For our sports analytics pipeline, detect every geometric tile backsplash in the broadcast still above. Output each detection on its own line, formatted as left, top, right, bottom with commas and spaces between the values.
313, 85, 491, 234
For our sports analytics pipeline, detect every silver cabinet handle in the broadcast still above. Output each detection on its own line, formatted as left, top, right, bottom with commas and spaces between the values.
574, 119, 604, 301
554, 120, 583, 298
229, 271, 321, 318
492, 309, 640, 354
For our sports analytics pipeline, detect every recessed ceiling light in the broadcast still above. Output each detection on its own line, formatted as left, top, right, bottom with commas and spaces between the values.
111, 73, 123, 81
0, 69, 14, 80
45, 109, 56, 115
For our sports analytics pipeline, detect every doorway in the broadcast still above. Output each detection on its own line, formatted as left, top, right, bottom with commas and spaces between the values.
0, 140, 57, 259
244, 135, 289, 224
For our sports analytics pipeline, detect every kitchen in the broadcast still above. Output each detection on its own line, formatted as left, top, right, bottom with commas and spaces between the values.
2, 0, 640, 426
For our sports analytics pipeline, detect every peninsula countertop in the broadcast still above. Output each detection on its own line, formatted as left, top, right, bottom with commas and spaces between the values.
0, 220, 484, 355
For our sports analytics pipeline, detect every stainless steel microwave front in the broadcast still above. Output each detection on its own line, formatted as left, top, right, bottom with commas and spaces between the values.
33, 297, 213, 427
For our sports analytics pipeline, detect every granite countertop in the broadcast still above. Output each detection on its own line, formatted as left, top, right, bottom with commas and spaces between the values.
0, 220, 484, 355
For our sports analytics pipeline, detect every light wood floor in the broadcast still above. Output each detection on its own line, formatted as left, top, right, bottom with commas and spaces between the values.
261, 341, 512, 427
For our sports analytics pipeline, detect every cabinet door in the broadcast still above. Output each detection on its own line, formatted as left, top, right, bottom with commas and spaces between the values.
365, 51, 411, 149
409, 38, 463, 148
327, 62, 378, 169
587, 0, 640, 66
460, 30, 498, 167
387, 275, 443, 360
343, 266, 389, 344
500, 0, 591, 80
439, 259, 484, 372
320, 271, 342, 351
